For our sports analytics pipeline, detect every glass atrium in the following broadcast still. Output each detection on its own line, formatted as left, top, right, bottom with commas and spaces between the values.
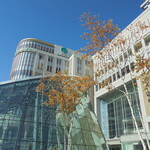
0, 77, 107, 150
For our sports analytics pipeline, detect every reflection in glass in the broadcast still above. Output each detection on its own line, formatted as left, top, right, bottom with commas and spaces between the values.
0, 78, 107, 150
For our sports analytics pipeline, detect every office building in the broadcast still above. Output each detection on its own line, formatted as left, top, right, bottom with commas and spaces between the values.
10, 38, 92, 80
93, 2, 150, 150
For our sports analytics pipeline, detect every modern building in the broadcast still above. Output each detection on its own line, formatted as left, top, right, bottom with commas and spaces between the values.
1, 1, 149, 150
69, 53, 92, 77
10, 38, 92, 80
69, 53, 94, 105
93, 2, 150, 150
0, 76, 107, 150
0, 38, 100, 150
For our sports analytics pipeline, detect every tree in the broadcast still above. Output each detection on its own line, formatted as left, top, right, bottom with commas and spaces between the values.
135, 55, 150, 97
36, 72, 97, 150
80, 13, 150, 150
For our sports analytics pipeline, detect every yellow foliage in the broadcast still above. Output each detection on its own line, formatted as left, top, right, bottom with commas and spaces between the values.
36, 72, 96, 114
134, 56, 150, 91
80, 13, 120, 59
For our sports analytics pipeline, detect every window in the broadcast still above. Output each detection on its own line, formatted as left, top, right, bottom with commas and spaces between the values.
34, 43, 37, 49
121, 68, 125, 76
108, 103, 116, 138
117, 72, 120, 79
144, 35, 150, 46
56, 59, 61, 73
113, 74, 116, 82
99, 83, 101, 89
46, 48, 49, 52
134, 42, 142, 52
64, 61, 69, 71
47, 57, 53, 72
109, 76, 112, 83
6, 127, 17, 139
106, 92, 141, 138
126, 65, 130, 73
0, 127, 3, 139
123, 52, 128, 59
26, 41, 29, 47
130, 62, 134, 70
47, 65, 52, 72
40, 45, 43, 50
119, 55, 123, 63
77, 58, 82, 74
37, 54, 44, 70
96, 84, 98, 91
128, 49, 132, 56
64, 61, 68, 67
32, 42, 55, 54
38, 45, 41, 50
50, 48, 54, 54
30, 41, 34, 48
115, 58, 119, 65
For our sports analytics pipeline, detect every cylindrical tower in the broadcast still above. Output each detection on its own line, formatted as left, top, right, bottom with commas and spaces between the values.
10, 39, 36, 80
10, 38, 55, 80
10, 38, 79, 80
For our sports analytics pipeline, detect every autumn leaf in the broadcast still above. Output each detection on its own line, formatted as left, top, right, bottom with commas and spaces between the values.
36, 72, 96, 114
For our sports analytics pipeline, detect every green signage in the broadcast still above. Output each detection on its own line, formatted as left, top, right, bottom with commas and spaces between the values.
61, 47, 68, 54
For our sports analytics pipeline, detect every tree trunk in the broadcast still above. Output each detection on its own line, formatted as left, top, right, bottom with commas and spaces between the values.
123, 83, 147, 150
131, 79, 150, 150
33, 94, 39, 150
67, 116, 74, 150
128, 60, 150, 150
63, 114, 67, 150
56, 119, 60, 150
55, 108, 61, 150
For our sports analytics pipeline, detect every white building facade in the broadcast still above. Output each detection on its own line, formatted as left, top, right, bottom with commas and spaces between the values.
10, 38, 75, 80
10, 38, 92, 80
93, 2, 150, 150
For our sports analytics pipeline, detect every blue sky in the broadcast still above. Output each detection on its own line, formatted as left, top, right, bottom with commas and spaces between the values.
0, 0, 144, 82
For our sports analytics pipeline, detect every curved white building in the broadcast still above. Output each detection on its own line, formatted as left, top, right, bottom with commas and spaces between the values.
10, 38, 92, 80
10, 38, 76, 80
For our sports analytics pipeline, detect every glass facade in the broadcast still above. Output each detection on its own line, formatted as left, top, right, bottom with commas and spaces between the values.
99, 84, 142, 139
0, 77, 107, 150
122, 142, 146, 150
77, 58, 82, 74
17, 40, 54, 54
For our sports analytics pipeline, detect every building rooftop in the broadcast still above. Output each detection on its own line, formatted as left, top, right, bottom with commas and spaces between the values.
140, 0, 150, 10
